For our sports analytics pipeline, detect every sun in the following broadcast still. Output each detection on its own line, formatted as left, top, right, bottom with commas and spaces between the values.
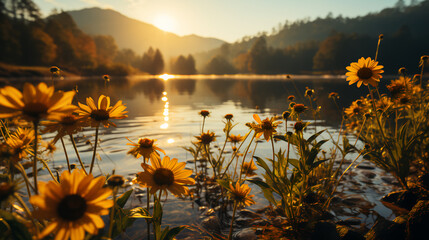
154, 14, 176, 32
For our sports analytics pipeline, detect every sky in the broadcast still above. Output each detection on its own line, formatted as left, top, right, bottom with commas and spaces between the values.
34, 0, 405, 42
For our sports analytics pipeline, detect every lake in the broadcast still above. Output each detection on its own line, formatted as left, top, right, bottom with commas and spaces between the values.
1, 75, 399, 239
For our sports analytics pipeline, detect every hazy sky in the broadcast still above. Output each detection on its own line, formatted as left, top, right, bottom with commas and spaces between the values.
34, 0, 404, 42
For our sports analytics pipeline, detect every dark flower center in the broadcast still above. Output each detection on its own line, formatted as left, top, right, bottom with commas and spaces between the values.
23, 102, 48, 120
199, 133, 215, 145
57, 194, 87, 221
293, 104, 307, 113
261, 120, 273, 130
90, 109, 110, 121
357, 67, 373, 80
138, 139, 154, 148
153, 168, 174, 186
61, 116, 77, 126
353, 107, 361, 114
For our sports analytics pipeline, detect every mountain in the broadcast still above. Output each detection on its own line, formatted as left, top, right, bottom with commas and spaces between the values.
194, 0, 429, 73
67, 7, 225, 58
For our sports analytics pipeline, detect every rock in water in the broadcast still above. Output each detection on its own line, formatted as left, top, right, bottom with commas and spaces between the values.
233, 228, 257, 240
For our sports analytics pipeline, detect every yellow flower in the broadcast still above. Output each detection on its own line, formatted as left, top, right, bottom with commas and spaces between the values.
228, 134, 244, 144
43, 114, 86, 143
127, 138, 165, 160
241, 160, 258, 177
252, 114, 281, 141
135, 156, 195, 197
30, 169, 113, 240
77, 95, 127, 128
0, 82, 76, 122
346, 57, 384, 88
344, 101, 363, 117
228, 182, 255, 207
6, 127, 35, 161
195, 131, 216, 145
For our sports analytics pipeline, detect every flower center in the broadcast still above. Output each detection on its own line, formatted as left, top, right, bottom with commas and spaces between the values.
199, 134, 214, 145
357, 67, 373, 80
353, 107, 361, 114
261, 120, 273, 130
153, 168, 174, 186
139, 139, 154, 148
90, 109, 110, 121
57, 194, 87, 221
22, 102, 48, 120
61, 116, 77, 125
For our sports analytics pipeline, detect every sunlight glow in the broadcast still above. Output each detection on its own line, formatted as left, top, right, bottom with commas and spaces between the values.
160, 123, 169, 129
161, 96, 168, 101
167, 138, 175, 144
159, 74, 175, 81
154, 14, 176, 32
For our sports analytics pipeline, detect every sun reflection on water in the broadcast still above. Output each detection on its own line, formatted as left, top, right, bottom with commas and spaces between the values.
161, 90, 170, 129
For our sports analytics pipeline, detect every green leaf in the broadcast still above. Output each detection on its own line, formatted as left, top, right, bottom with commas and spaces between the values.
153, 198, 163, 224
162, 226, 187, 240
129, 207, 152, 219
216, 179, 231, 191
116, 189, 133, 208
307, 130, 325, 143
254, 156, 272, 176
0, 210, 32, 240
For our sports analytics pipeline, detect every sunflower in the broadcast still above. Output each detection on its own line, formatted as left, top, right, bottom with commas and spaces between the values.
6, 127, 35, 161
195, 131, 216, 145
252, 114, 281, 141
0, 82, 76, 122
228, 134, 244, 144
344, 101, 363, 117
346, 57, 384, 88
127, 138, 165, 161
292, 103, 308, 114
77, 95, 127, 128
134, 156, 195, 197
199, 110, 210, 117
241, 160, 258, 177
228, 182, 255, 207
30, 169, 113, 240
43, 114, 86, 143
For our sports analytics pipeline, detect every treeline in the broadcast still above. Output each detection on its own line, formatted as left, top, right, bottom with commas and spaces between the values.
197, 0, 429, 74
0, 0, 197, 76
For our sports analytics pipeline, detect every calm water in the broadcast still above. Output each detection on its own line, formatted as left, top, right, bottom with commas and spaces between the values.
2, 75, 399, 239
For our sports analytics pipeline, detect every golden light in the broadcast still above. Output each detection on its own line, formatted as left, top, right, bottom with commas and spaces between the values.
164, 116, 169, 121
154, 14, 176, 32
161, 96, 168, 102
159, 73, 175, 81
160, 123, 169, 129
162, 91, 167, 95
167, 138, 175, 144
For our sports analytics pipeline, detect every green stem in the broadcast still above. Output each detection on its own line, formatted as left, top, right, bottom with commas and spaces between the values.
221, 129, 252, 178
108, 187, 118, 239
69, 134, 88, 175
60, 137, 71, 172
238, 133, 256, 182
14, 193, 39, 236
147, 187, 151, 240
228, 201, 238, 240
32, 121, 39, 194
270, 136, 275, 174
89, 126, 99, 174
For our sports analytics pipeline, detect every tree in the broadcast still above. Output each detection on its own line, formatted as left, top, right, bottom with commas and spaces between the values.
203, 56, 236, 74
140, 47, 164, 75
171, 54, 197, 74
93, 35, 118, 64
247, 37, 268, 74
